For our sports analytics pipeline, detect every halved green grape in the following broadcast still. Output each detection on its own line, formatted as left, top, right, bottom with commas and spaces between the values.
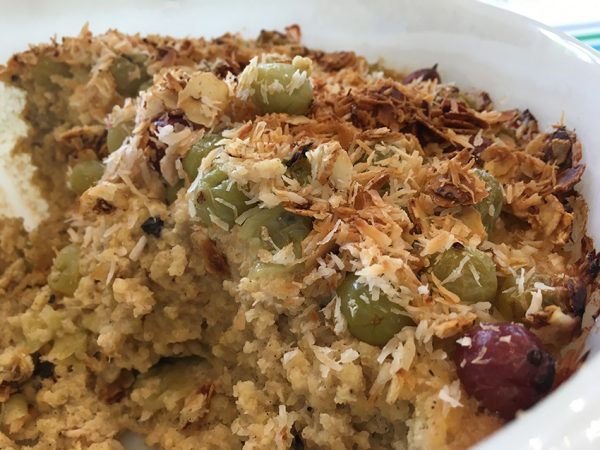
473, 169, 503, 232
31, 57, 72, 88
338, 274, 413, 347
249, 261, 299, 278
373, 148, 396, 163
107, 121, 134, 153
69, 160, 105, 195
432, 246, 497, 303
182, 133, 222, 180
139, 78, 154, 91
48, 244, 81, 296
110, 55, 150, 97
165, 179, 184, 205
192, 169, 252, 228
132, 357, 210, 415
494, 272, 561, 321
286, 156, 311, 185
238, 205, 312, 257
251, 63, 313, 115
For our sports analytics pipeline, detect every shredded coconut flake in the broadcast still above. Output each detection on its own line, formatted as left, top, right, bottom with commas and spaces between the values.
129, 235, 147, 261
456, 336, 472, 347
468, 263, 481, 286
105, 259, 117, 286
516, 268, 526, 295
333, 296, 347, 334
417, 284, 430, 295
209, 213, 230, 231
526, 289, 544, 317
330, 253, 344, 270
287, 70, 308, 95
271, 244, 297, 266
470, 345, 491, 365
318, 219, 342, 246
282, 349, 299, 365
312, 346, 342, 372
533, 282, 556, 291
438, 381, 463, 408
339, 348, 360, 364
441, 255, 470, 285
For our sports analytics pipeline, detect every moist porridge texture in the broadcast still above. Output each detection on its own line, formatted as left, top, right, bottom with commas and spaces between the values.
0, 25, 598, 450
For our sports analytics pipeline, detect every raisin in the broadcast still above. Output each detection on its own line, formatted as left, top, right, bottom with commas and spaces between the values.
32, 353, 55, 380
141, 216, 164, 238
291, 427, 305, 450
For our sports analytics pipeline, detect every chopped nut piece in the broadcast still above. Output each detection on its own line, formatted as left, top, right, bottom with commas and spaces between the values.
177, 71, 230, 127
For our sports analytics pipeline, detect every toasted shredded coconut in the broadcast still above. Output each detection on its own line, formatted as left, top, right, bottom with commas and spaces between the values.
129, 235, 147, 261
526, 289, 544, 317
438, 381, 463, 408
470, 346, 491, 365
441, 255, 471, 285
282, 349, 300, 365
456, 337, 472, 347
516, 268, 526, 295
468, 263, 481, 286
499, 335, 512, 344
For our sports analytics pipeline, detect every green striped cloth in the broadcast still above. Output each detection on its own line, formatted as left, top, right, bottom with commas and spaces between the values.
560, 23, 600, 51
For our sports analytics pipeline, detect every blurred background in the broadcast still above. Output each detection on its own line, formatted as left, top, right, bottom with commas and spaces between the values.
485, 0, 600, 50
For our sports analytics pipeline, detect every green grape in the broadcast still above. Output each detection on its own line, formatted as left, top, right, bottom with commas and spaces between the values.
251, 63, 313, 115
432, 246, 497, 303
191, 169, 252, 228
31, 57, 72, 88
494, 272, 561, 321
249, 261, 299, 278
473, 169, 503, 232
238, 205, 312, 257
165, 179, 184, 204
132, 357, 210, 414
48, 244, 81, 296
110, 55, 150, 97
182, 133, 222, 181
107, 121, 134, 153
286, 156, 311, 185
338, 273, 413, 347
69, 160, 104, 195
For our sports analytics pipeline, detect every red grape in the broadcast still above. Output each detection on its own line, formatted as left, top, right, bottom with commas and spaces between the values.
454, 322, 555, 420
